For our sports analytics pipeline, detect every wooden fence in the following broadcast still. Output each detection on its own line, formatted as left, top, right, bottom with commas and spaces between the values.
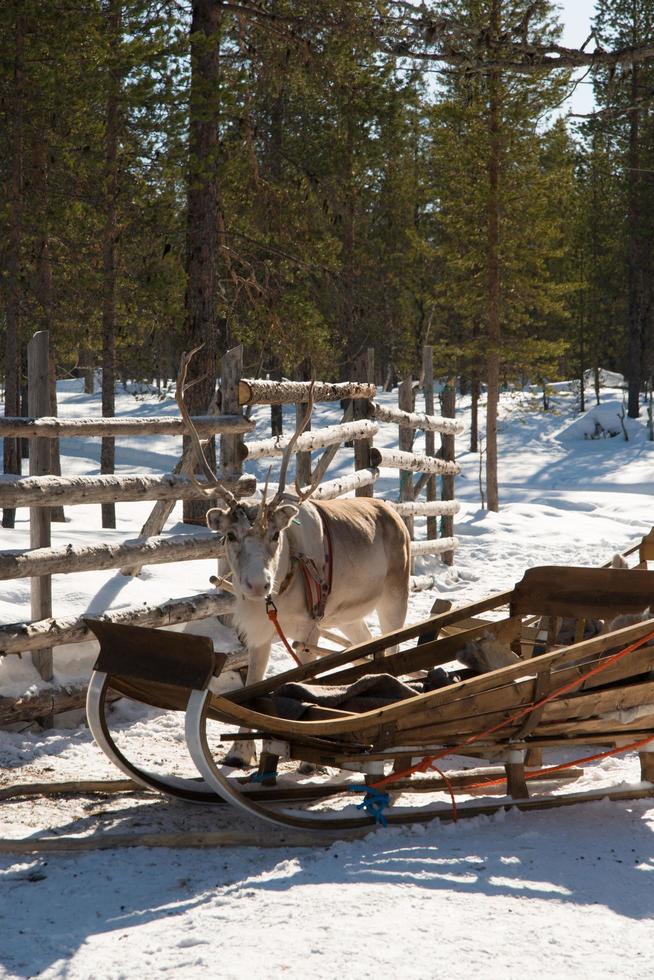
0, 333, 462, 723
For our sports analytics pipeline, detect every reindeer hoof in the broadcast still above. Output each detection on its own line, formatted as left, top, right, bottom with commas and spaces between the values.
297, 761, 328, 776
223, 754, 251, 770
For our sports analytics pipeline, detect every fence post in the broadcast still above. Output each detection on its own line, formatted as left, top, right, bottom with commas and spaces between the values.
422, 346, 438, 540
440, 378, 456, 566
353, 347, 374, 497
220, 345, 244, 484
27, 331, 53, 683
398, 377, 415, 549
295, 361, 312, 489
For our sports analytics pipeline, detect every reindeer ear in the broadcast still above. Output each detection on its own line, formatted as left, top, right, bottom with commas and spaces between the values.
270, 504, 299, 532
206, 507, 233, 534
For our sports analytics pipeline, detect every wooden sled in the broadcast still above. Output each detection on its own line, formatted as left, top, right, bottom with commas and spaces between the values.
86, 564, 654, 831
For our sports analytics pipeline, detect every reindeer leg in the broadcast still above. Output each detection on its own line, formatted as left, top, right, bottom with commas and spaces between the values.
223, 642, 270, 769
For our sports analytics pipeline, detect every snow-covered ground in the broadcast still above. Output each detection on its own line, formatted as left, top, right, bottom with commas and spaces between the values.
1, 378, 654, 980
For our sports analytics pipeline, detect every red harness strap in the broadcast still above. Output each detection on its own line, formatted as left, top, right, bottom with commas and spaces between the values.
265, 597, 304, 667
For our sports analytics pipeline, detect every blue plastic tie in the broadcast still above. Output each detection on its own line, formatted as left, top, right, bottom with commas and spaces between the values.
249, 771, 277, 784
350, 784, 390, 827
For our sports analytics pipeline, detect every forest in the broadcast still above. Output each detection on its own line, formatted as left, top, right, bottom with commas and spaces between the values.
1, 0, 653, 513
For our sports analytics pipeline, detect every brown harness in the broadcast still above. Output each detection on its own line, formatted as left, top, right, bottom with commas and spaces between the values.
275, 506, 333, 621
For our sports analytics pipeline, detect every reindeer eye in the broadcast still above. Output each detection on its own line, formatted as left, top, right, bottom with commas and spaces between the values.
271, 531, 280, 542
226, 532, 237, 543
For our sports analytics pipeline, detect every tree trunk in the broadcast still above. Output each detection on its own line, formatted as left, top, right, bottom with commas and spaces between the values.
101, 0, 122, 529
32, 132, 65, 522
485, 0, 501, 512
183, 0, 224, 524
627, 66, 644, 419
470, 376, 479, 453
2, 7, 24, 529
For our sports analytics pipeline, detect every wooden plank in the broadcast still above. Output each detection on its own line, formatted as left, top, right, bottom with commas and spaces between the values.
222, 589, 514, 705
510, 566, 654, 619
213, 617, 654, 738
27, 331, 53, 682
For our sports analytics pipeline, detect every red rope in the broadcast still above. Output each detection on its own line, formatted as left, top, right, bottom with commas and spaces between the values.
266, 598, 304, 668
370, 625, 654, 792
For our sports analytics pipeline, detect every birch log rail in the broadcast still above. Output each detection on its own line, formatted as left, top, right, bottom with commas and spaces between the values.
0, 415, 254, 438
0, 533, 225, 581
0, 473, 256, 509
410, 536, 460, 557
392, 499, 461, 517
372, 401, 464, 436
304, 468, 379, 501
370, 447, 461, 476
238, 379, 376, 405
0, 590, 234, 655
243, 420, 378, 460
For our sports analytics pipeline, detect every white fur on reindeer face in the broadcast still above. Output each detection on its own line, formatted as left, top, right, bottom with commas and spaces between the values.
206, 502, 299, 600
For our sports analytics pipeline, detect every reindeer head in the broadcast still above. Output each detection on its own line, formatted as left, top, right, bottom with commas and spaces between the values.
206, 498, 299, 599
176, 349, 317, 602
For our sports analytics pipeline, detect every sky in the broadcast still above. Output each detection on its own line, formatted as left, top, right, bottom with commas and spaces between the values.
558, 0, 597, 116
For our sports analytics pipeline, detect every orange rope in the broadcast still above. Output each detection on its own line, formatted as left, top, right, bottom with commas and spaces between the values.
370, 625, 654, 792
266, 598, 304, 667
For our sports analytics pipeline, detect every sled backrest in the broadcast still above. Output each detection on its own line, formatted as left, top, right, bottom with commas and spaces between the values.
510, 566, 654, 620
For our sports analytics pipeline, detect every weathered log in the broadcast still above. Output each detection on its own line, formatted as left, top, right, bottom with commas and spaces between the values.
372, 401, 464, 435
0, 414, 254, 437
0, 650, 247, 724
239, 378, 376, 406
0, 590, 235, 655
0, 532, 225, 582
0, 472, 256, 509
244, 420, 378, 460
0, 683, 97, 725
302, 468, 379, 501
392, 499, 461, 517
370, 447, 460, 476
410, 536, 459, 557
410, 574, 440, 592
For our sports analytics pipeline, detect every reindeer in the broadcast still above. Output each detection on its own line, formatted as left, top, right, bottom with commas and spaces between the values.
177, 350, 411, 767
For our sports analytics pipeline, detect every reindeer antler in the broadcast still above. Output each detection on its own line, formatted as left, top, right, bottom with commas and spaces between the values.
264, 381, 316, 515
176, 346, 238, 509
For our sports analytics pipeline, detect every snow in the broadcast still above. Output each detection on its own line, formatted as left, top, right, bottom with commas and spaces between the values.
2, 378, 654, 979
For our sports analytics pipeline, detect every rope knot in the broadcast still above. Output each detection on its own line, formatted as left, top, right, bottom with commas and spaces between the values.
351, 785, 390, 826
